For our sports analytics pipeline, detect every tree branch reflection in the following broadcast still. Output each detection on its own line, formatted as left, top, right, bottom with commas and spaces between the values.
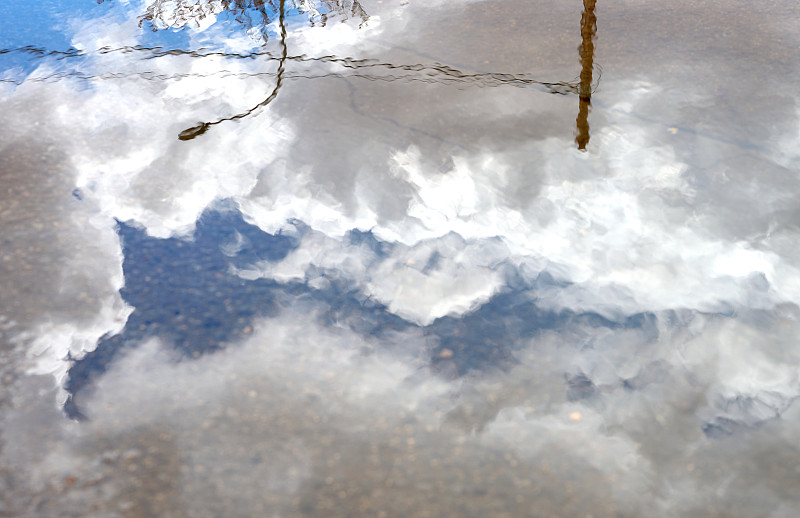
133, 0, 369, 44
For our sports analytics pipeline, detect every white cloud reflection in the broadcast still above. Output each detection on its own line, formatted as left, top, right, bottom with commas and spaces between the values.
10, 308, 800, 516
3, 0, 800, 516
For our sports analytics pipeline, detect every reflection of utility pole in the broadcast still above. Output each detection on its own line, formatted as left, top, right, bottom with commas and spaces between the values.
575, 0, 597, 151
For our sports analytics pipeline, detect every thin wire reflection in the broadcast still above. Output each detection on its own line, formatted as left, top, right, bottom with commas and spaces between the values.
0, 45, 589, 93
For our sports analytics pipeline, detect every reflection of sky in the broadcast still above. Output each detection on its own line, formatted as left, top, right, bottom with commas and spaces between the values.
0, 0, 85, 75
0, 0, 94, 48
3, 0, 800, 516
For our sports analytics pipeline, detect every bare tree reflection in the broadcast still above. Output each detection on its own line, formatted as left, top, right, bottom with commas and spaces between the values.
575, 0, 597, 151
133, 0, 369, 44
302, 0, 369, 28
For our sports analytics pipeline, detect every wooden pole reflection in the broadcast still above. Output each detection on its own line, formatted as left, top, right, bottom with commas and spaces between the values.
575, 0, 597, 151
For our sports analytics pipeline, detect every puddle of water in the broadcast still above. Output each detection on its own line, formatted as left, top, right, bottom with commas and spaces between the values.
2, 0, 800, 516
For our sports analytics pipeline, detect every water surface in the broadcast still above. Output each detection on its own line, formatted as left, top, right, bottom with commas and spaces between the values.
2, 1, 800, 516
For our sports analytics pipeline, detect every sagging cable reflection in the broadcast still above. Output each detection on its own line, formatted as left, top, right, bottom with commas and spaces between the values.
178, 0, 288, 141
